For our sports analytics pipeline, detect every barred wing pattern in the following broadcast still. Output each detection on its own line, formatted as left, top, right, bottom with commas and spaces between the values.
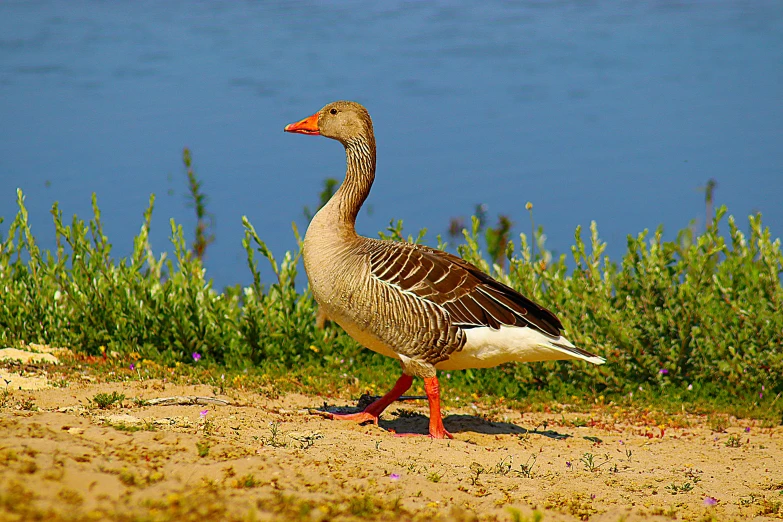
367, 241, 563, 337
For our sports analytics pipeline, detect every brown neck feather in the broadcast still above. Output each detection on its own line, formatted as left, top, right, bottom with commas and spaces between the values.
334, 134, 376, 233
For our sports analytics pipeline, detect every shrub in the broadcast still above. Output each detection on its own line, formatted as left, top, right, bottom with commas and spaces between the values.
1, 189, 780, 401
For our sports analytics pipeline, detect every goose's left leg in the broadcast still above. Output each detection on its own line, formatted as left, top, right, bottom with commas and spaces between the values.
391, 359, 453, 439
391, 375, 453, 439
423, 376, 453, 439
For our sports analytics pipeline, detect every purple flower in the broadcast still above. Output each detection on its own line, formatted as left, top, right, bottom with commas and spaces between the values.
192, 352, 201, 362
704, 496, 718, 506
200, 409, 208, 417
390, 473, 400, 481
566, 461, 572, 468
129, 363, 135, 371
744, 427, 751, 433
659, 368, 668, 375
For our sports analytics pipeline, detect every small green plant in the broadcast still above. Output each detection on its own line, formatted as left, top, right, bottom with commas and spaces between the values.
90, 392, 125, 409
348, 494, 381, 517
725, 434, 742, 447
182, 148, 215, 261
580, 452, 612, 472
118, 468, 139, 487
426, 471, 442, 483
684, 468, 702, 483
107, 421, 151, 433
757, 497, 783, 516
405, 460, 422, 474
468, 462, 485, 486
665, 481, 695, 495
378, 219, 427, 244
201, 416, 214, 436
0, 389, 10, 408
516, 454, 538, 478
196, 440, 210, 458
266, 422, 286, 447
19, 398, 37, 411
236, 473, 260, 489
289, 432, 322, 450
740, 494, 759, 506
506, 508, 544, 522
492, 455, 513, 476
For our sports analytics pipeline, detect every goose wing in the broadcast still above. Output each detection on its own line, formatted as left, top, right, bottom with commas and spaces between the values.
367, 241, 562, 337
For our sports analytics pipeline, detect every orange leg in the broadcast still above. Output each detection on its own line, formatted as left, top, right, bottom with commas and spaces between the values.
329, 374, 413, 425
424, 376, 453, 439
393, 376, 453, 439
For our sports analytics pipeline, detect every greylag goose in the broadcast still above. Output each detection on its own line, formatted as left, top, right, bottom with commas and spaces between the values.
285, 101, 604, 439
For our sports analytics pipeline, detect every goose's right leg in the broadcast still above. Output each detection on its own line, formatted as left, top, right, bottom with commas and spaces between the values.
328, 374, 413, 425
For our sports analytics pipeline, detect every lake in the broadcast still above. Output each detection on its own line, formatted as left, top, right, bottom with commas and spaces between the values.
1, 1, 781, 289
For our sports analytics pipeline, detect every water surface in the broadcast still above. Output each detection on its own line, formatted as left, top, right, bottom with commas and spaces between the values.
1, 1, 781, 288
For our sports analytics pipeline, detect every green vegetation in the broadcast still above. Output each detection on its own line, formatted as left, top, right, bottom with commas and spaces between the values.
90, 391, 126, 409
183, 148, 215, 262
196, 440, 210, 458
0, 167, 781, 418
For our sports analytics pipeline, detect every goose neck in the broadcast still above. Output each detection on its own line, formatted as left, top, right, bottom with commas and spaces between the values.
333, 136, 376, 231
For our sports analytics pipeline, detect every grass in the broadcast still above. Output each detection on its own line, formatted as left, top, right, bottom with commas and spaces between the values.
516, 454, 537, 478
725, 434, 742, 447
265, 421, 286, 447
579, 452, 612, 473
196, 440, 210, 458
90, 391, 125, 409
665, 481, 696, 495
234, 473, 260, 489
0, 160, 782, 418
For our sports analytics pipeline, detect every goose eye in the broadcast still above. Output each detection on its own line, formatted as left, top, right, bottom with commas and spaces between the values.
329, 108, 338, 115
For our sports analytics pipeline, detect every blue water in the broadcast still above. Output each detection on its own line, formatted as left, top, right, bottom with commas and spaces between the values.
2, 1, 782, 289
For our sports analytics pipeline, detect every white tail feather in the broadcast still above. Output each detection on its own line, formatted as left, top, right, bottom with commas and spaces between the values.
435, 325, 605, 371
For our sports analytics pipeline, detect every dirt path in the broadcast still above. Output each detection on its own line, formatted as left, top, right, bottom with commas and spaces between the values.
1, 378, 781, 521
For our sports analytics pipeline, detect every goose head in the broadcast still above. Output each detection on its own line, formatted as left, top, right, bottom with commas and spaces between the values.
284, 100, 374, 146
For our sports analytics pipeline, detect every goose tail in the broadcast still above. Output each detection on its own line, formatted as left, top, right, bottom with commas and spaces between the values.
549, 336, 605, 365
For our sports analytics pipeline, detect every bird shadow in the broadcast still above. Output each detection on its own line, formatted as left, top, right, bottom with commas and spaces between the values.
317, 402, 571, 439
380, 413, 571, 439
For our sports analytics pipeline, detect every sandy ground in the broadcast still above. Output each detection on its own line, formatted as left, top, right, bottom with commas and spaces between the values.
0, 363, 781, 521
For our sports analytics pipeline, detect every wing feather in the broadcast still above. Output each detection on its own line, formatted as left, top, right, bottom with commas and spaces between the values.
367, 240, 562, 337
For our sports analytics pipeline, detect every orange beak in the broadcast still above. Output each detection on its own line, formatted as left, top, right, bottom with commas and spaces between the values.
284, 112, 320, 135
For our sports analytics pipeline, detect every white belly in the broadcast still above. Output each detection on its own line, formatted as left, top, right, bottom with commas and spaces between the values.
435, 326, 588, 371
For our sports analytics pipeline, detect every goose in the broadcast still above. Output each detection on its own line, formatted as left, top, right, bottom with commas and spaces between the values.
284, 101, 604, 439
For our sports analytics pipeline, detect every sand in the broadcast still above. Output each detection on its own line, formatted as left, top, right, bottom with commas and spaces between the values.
1, 370, 781, 521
